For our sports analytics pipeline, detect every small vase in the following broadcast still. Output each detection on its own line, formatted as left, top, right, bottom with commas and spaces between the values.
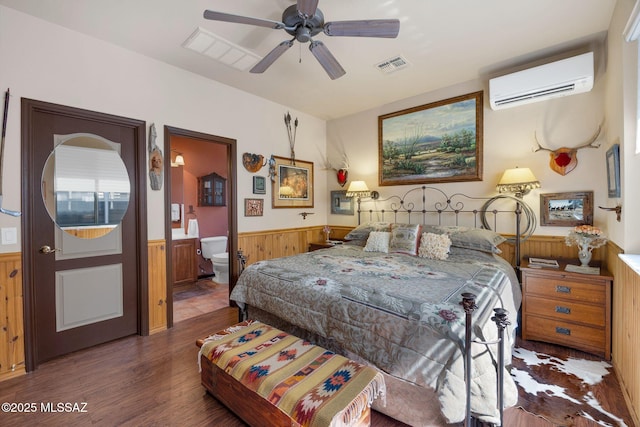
578, 244, 592, 267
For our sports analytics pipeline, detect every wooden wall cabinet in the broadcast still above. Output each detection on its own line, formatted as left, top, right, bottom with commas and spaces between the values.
172, 238, 198, 287
521, 260, 612, 360
198, 172, 226, 207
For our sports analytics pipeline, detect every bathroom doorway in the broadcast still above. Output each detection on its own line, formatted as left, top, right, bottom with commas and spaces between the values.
164, 126, 237, 326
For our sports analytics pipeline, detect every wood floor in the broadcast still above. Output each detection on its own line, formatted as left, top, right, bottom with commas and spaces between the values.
0, 307, 631, 426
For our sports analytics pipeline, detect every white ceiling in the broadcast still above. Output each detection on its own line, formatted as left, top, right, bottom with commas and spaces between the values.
0, 0, 617, 120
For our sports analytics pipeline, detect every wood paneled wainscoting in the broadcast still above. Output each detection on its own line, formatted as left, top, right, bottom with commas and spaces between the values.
607, 241, 640, 426
0, 252, 25, 381
148, 240, 168, 334
238, 226, 353, 266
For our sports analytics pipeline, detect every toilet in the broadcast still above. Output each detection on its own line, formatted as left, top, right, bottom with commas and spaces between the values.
200, 236, 229, 284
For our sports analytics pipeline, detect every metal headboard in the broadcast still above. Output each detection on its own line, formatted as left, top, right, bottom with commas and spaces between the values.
355, 186, 536, 269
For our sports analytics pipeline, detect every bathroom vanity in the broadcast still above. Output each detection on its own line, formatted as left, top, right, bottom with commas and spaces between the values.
172, 237, 198, 287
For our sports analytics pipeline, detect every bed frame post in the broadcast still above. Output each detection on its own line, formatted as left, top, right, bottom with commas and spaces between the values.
491, 307, 510, 427
461, 292, 477, 427
515, 200, 522, 280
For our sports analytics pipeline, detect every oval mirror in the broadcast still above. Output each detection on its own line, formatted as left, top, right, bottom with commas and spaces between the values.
41, 133, 131, 239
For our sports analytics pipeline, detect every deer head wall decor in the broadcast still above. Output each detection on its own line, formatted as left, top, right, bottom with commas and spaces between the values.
533, 125, 602, 175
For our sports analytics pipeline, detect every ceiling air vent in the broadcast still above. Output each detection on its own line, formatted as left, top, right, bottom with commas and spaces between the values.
376, 55, 409, 74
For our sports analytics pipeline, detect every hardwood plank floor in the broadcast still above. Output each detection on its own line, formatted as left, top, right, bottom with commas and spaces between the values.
0, 307, 630, 426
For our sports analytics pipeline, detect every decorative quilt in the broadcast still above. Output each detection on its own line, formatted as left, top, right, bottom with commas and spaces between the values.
199, 320, 386, 427
230, 244, 522, 424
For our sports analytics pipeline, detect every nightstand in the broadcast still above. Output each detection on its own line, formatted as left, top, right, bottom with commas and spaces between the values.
521, 259, 612, 360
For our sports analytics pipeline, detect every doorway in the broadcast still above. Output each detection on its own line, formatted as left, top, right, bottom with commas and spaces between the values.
22, 99, 148, 370
163, 126, 237, 327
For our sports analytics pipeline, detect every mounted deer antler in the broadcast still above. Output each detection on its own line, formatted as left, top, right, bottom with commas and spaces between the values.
321, 144, 350, 187
533, 125, 602, 175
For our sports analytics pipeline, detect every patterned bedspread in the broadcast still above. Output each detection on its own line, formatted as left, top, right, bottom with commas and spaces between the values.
230, 244, 522, 424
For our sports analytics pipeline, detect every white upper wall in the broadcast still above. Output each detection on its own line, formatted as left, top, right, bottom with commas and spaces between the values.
0, 6, 328, 253
327, 64, 611, 239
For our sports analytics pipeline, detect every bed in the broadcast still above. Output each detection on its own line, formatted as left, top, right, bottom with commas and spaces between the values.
229, 188, 526, 426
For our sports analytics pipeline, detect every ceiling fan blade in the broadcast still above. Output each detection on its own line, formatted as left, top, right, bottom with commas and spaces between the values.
324, 19, 400, 38
250, 40, 294, 73
296, 0, 319, 18
309, 41, 346, 80
203, 10, 285, 30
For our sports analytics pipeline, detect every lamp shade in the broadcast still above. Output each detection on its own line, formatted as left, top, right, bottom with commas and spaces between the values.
174, 154, 185, 166
497, 167, 540, 196
346, 181, 369, 195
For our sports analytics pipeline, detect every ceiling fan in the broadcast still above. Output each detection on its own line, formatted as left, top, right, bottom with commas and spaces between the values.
203, 0, 400, 80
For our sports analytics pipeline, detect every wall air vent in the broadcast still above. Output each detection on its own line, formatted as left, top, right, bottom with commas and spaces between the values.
376, 55, 409, 74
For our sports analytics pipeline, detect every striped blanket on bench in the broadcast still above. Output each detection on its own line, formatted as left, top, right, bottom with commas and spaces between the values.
198, 320, 386, 427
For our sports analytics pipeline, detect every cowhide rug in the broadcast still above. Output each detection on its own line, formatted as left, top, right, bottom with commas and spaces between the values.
511, 346, 630, 426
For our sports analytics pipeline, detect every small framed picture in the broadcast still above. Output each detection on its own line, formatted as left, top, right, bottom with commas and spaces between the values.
606, 144, 621, 198
330, 190, 354, 215
253, 176, 266, 194
540, 191, 593, 226
244, 198, 264, 217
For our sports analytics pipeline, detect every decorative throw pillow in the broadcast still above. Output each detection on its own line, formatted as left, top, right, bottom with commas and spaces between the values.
422, 225, 506, 254
363, 231, 391, 253
344, 222, 391, 246
389, 223, 422, 256
418, 232, 451, 260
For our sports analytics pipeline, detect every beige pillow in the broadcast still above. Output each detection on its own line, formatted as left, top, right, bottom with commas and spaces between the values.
418, 232, 451, 260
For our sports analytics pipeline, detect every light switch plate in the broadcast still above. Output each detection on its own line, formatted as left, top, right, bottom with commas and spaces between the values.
1, 227, 17, 245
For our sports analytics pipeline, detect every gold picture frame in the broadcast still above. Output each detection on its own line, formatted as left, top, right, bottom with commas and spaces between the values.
378, 91, 483, 186
271, 155, 314, 208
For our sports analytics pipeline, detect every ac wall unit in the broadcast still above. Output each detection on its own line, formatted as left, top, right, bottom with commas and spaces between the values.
489, 52, 593, 110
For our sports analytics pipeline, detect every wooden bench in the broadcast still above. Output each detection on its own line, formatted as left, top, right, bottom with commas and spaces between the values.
196, 320, 385, 427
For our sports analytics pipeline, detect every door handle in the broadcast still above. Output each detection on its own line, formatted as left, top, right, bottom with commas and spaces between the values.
39, 245, 60, 254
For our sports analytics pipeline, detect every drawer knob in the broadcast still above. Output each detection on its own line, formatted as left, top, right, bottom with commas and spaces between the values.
556, 285, 571, 294
555, 306, 571, 314
555, 326, 571, 335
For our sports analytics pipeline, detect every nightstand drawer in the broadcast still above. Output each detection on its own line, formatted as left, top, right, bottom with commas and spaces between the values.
524, 276, 606, 304
523, 314, 605, 354
525, 295, 605, 327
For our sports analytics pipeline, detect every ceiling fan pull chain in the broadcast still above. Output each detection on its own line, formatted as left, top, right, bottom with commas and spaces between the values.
299, 42, 302, 63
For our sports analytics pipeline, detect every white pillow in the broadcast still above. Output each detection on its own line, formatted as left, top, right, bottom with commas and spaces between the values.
363, 231, 391, 253
418, 232, 451, 260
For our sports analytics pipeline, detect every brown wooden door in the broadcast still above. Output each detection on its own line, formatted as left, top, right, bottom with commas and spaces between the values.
22, 99, 148, 368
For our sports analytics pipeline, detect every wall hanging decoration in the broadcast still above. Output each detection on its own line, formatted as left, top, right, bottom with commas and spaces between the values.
378, 91, 483, 186
533, 125, 601, 175
0, 88, 21, 217
253, 176, 266, 194
330, 190, 354, 215
540, 191, 593, 226
284, 112, 298, 164
148, 123, 163, 191
605, 143, 620, 197
242, 152, 266, 173
244, 198, 264, 217
271, 155, 313, 208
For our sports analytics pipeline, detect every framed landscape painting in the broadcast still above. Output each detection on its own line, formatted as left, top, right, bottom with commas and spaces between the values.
378, 91, 483, 186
